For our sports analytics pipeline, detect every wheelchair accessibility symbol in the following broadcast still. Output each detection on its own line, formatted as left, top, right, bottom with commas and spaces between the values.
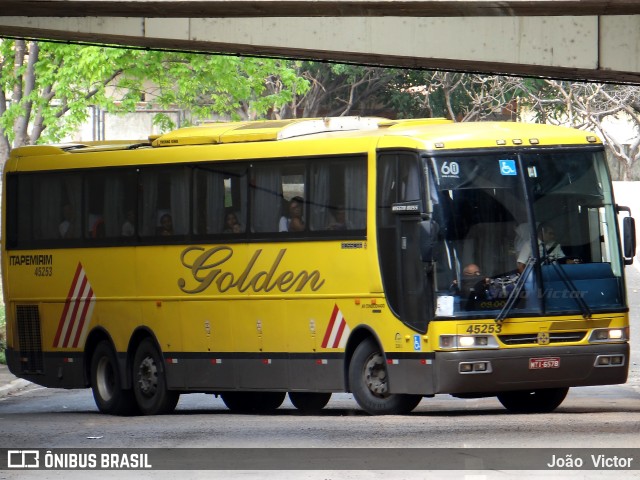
499, 159, 517, 176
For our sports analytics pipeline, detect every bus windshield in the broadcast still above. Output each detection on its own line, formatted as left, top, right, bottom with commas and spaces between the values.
429, 149, 624, 318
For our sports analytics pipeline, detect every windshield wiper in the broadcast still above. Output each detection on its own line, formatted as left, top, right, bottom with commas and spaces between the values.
549, 260, 592, 319
495, 254, 592, 323
495, 257, 534, 323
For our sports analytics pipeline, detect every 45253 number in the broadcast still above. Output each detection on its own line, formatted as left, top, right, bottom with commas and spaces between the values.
34, 266, 53, 277
465, 323, 502, 334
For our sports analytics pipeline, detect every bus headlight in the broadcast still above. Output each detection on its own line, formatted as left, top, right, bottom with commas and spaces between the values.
588, 327, 629, 343
439, 335, 499, 350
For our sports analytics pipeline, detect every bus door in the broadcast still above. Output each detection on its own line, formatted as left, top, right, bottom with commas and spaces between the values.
377, 151, 433, 333
394, 207, 435, 333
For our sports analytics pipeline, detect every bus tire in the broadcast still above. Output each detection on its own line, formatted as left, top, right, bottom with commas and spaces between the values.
221, 391, 286, 413
90, 341, 137, 416
132, 338, 180, 415
497, 387, 569, 413
349, 338, 422, 415
288, 392, 331, 412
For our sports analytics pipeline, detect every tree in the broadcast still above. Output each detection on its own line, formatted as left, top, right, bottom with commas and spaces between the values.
5, 39, 638, 179
136, 51, 309, 129
386, 71, 523, 121
0, 40, 309, 164
0, 39, 147, 161
520, 80, 640, 180
282, 62, 403, 118
383, 72, 640, 179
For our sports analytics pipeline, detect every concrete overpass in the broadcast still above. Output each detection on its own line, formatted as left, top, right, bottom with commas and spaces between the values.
1, 1, 640, 83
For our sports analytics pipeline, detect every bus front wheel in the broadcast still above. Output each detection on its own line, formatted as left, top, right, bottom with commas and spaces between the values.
497, 387, 569, 413
349, 338, 422, 415
288, 392, 332, 413
90, 341, 137, 415
132, 338, 180, 415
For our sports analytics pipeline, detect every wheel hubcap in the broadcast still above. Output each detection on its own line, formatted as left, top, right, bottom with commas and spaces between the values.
137, 356, 158, 397
96, 357, 115, 401
364, 352, 388, 397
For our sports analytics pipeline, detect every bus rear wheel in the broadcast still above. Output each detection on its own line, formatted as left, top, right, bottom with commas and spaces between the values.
288, 392, 332, 413
497, 387, 569, 413
220, 392, 286, 413
90, 341, 137, 415
349, 338, 422, 415
132, 338, 180, 415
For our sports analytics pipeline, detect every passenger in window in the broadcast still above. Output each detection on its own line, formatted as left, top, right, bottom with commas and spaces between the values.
157, 213, 174, 236
59, 203, 76, 239
279, 196, 305, 232
327, 206, 348, 231
122, 210, 136, 236
90, 217, 105, 238
459, 264, 492, 310
517, 222, 566, 272
223, 212, 243, 233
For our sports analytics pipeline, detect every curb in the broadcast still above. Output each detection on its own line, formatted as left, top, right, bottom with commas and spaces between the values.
0, 378, 32, 398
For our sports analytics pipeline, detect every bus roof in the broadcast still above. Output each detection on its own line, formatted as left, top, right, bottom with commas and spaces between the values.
8, 117, 601, 162
379, 120, 602, 150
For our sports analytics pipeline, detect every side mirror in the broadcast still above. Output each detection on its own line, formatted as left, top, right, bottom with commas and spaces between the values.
623, 216, 636, 265
617, 205, 636, 265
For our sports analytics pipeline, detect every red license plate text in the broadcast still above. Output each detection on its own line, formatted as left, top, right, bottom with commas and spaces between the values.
529, 357, 560, 369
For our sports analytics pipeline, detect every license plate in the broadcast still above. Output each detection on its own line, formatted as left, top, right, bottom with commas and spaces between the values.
529, 357, 560, 369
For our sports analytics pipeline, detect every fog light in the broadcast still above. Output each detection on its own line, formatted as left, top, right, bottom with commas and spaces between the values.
595, 354, 625, 367
460, 363, 473, 373
474, 362, 488, 372
459, 361, 492, 374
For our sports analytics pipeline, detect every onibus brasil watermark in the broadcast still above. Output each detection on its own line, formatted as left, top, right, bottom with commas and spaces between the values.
2, 448, 637, 471
6, 450, 151, 470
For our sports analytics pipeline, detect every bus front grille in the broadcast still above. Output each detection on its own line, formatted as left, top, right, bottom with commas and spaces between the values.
498, 331, 587, 346
16, 304, 44, 374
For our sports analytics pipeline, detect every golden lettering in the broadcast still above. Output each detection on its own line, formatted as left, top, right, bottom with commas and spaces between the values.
178, 246, 325, 294
276, 271, 294, 291
217, 271, 235, 292
178, 246, 232, 294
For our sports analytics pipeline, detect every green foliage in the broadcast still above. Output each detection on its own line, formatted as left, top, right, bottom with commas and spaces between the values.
0, 40, 147, 146
2, 39, 637, 178
0, 40, 310, 156
134, 52, 308, 127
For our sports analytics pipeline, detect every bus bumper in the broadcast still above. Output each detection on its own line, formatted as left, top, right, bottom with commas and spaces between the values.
4, 348, 87, 389
434, 343, 629, 394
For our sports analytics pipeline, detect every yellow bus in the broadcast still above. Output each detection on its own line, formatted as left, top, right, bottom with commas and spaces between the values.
2, 117, 636, 415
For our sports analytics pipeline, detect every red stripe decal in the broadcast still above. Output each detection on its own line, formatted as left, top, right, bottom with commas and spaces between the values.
332, 313, 347, 349
321, 304, 339, 348
53, 263, 83, 347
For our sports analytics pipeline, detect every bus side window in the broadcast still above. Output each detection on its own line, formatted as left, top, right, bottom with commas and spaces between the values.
87, 170, 137, 240
84, 173, 105, 240
193, 165, 247, 236
250, 163, 285, 233
55, 174, 82, 240
139, 166, 190, 237
309, 157, 366, 232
